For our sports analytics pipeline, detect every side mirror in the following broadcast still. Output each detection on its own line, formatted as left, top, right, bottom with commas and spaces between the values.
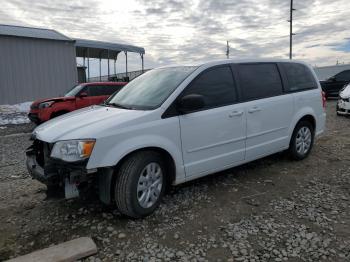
79, 92, 88, 98
177, 94, 205, 114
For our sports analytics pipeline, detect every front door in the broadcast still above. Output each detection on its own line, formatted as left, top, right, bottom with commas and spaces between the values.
178, 66, 246, 177
75, 86, 91, 109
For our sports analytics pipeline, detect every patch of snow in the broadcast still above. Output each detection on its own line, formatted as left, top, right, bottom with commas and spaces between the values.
0, 101, 32, 126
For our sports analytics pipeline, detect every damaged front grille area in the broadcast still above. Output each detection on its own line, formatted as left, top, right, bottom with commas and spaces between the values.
32, 139, 52, 168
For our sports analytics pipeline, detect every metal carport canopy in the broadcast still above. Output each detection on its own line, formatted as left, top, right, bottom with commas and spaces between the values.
74, 38, 145, 58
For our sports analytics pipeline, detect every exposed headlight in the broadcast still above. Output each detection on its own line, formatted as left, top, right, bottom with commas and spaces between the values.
50, 139, 96, 162
38, 101, 54, 109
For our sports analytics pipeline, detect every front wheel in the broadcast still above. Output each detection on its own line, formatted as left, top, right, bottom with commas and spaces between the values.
114, 151, 166, 218
289, 121, 314, 160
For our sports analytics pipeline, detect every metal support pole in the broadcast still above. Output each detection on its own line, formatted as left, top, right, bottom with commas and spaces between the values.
87, 48, 90, 82
141, 53, 144, 73
99, 56, 102, 82
83, 55, 86, 82
107, 50, 110, 80
114, 58, 116, 75
289, 0, 294, 60
125, 51, 128, 79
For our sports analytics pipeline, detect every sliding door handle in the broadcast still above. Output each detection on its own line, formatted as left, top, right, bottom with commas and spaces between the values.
248, 106, 261, 113
229, 110, 243, 117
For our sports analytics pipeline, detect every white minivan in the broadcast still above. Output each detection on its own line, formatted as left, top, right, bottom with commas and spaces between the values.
26, 59, 326, 218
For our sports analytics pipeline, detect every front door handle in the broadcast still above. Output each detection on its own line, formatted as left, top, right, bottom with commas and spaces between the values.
229, 110, 243, 117
248, 106, 261, 113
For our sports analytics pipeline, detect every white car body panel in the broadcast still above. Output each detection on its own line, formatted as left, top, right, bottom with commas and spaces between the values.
244, 94, 294, 161
32, 58, 326, 186
179, 103, 246, 178
337, 84, 350, 115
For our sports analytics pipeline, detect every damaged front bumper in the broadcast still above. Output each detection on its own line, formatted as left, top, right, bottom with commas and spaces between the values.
337, 97, 350, 115
25, 140, 96, 198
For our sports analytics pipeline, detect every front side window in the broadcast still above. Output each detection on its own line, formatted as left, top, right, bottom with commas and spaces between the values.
238, 63, 283, 101
335, 70, 350, 81
106, 85, 123, 95
181, 66, 237, 109
282, 63, 317, 91
107, 67, 197, 110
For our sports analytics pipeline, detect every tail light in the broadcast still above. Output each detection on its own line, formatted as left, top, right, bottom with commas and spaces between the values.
321, 91, 326, 109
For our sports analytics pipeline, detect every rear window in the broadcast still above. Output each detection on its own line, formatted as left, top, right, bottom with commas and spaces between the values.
238, 63, 283, 101
281, 63, 317, 92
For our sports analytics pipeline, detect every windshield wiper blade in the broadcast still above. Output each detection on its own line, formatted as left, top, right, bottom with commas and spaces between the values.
106, 102, 133, 110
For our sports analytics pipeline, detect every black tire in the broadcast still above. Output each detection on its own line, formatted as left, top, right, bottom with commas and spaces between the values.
336, 105, 342, 116
289, 120, 315, 160
114, 151, 166, 218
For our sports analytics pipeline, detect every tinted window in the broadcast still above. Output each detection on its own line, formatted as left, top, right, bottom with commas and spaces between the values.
88, 85, 105, 96
238, 63, 283, 100
335, 70, 350, 81
104, 85, 123, 95
88, 85, 123, 96
182, 66, 237, 109
282, 63, 317, 91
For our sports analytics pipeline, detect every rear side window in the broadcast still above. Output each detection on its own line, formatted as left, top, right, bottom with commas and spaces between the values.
282, 63, 317, 91
88, 85, 122, 96
182, 66, 237, 109
238, 63, 283, 100
88, 85, 105, 96
104, 85, 123, 95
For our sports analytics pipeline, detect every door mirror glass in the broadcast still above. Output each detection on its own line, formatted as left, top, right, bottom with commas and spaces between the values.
79, 92, 88, 98
177, 94, 205, 113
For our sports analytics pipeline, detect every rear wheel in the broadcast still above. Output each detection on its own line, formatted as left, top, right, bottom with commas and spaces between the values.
289, 121, 314, 160
114, 151, 166, 218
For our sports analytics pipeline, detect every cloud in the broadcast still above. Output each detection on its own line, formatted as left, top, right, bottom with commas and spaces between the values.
1, 0, 350, 75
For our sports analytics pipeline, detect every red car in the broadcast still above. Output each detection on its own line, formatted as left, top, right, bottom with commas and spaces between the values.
28, 82, 127, 124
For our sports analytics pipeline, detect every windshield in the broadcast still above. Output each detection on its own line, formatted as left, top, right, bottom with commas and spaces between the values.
64, 84, 85, 97
106, 66, 197, 110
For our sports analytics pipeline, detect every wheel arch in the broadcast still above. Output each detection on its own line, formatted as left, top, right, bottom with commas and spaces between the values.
289, 113, 316, 146
296, 114, 316, 131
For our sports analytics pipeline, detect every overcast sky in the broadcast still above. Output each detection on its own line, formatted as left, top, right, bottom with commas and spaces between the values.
1, 0, 350, 76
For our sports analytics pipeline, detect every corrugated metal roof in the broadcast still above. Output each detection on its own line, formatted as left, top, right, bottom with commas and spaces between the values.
0, 24, 72, 41
75, 38, 145, 56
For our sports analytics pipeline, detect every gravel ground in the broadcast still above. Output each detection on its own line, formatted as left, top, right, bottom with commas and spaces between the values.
0, 101, 349, 262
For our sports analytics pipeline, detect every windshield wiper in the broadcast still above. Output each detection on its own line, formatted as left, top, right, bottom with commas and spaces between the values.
106, 102, 134, 110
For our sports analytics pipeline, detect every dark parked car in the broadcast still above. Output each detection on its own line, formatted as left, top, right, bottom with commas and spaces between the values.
320, 70, 350, 98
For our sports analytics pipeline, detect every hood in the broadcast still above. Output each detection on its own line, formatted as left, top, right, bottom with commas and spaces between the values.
33, 105, 152, 142
31, 96, 75, 107
339, 84, 350, 99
